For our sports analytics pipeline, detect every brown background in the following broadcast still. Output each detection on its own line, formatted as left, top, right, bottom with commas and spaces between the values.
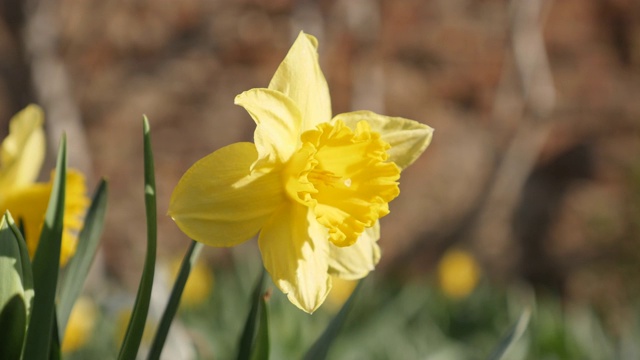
1, 0, 639, 315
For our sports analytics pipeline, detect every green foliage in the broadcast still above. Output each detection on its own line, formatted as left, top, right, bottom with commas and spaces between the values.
304, 281, 362, 360
0, 295, 27, 360
237, 269, 266, 360
58, 179, 108, 336
118, 117, 158, 359
148, 240, 204, 360
24, 136, 67, 360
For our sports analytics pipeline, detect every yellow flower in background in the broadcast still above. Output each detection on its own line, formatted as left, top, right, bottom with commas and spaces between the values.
437, 249, 481, 299
0, 105, 90, 266
170, 257, 214, 308
325, 276, 358, 312
61, 296, 97, 353
169, 32, 433, 313
116, 309, 156, 346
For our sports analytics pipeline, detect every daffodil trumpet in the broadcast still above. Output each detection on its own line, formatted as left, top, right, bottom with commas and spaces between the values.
169, 32, 433, 313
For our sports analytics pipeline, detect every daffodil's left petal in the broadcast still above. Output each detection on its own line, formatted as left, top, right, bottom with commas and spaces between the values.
259, 203, 331, 313
0, 105, 46, 194
235, 88, 302, 164
333, 111, 434, 170
268, 32, 332, 132
328, 221, 381, 280
169, 142, 284, 247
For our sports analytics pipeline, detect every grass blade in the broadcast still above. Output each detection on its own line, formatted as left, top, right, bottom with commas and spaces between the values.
49, 309, 61, 360
24, 136, 67, 360
58, 179, 108, 336
250, 295, 270, 360
147, 240, 204, 360
304, 280, 363, 360
118, 117, 157, 359
486, 307, 531, 360
236, 269, 265, 360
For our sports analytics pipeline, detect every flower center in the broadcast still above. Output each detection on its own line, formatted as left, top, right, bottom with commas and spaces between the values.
284, 120, 400, 247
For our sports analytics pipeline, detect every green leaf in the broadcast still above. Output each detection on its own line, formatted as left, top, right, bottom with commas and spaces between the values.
147, 240, 204, 360
304, 280, 363, 360
0, 212, 34, 314
486, 307, 531, 360
0, 212, 33, 360
0, 294, 27, 360
24, 136, 67, 360
250, 295, 270, 360
236, 269, 265, 360
118, 116, 157, 360
49, 309, 61, 360
58, 179, 108, 336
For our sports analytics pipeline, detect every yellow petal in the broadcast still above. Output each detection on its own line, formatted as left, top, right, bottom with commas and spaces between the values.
235, 88, 302, 164
268, 32, 332, 132
169, 142, 284, 247
258, 203, 331, 313
61, 296, 97, 353
0, 105, 46, 197
333, 111, 434, 170
0, 170, 90, 267
328, 221, 381, 280
60, 170, 90, 266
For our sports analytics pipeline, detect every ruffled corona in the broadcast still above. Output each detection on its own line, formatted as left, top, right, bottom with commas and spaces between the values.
285, 120, 400, 247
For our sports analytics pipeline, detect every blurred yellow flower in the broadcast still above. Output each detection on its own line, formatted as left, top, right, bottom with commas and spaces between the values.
62, 296, 97, 353
116, 309, 156, 346
0, 105, 90, 266
437, 249, 481, 299
170, 257, 214, 308
169, 32, 433, 313
325, 276, 358, 311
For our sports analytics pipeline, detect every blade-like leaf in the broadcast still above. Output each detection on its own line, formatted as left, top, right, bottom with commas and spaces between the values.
24, 136, 67, 360
0, 295, 27, 360
250, 295, 270, 360
147, 240, 204, 360
486, 307, 531, 360
6, 214, 34, 311
304, 281, 363, 360
118, 117, 157, 359
236, 269, 265, 360
0, 212, 33, 360
0, 212, 33, 312
58, 179, 108, 336
49, 309, 61, 360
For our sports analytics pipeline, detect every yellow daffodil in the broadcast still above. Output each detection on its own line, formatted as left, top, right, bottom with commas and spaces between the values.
61, 296, 97, 353
169, 32, 433, 313
437, 248, 481, 299
325, 276, 358, 312
0, 105, 90, 266
169, 257, 214, 308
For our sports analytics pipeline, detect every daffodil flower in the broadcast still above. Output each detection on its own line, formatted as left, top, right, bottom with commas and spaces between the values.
169, 32, 433, 313
0, 105, 89, 266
